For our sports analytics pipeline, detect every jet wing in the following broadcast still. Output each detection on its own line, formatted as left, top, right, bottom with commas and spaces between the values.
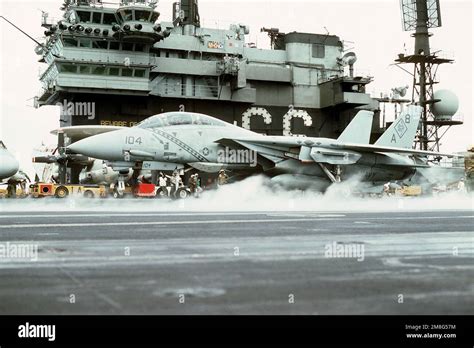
217, 138, 296, 161
216, 137, 462, 169
216, 138, 293, 170
219, 136, 312, 148
216, 137, 303, 152
217, 137, 366, 166
331, 143, 463, 158
51, 126, 125, 143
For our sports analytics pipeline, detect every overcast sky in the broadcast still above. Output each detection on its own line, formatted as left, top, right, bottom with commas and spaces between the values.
1, 0, 472, 175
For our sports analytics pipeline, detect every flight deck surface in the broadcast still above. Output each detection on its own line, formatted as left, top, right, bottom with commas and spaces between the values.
1, 200, 472, 315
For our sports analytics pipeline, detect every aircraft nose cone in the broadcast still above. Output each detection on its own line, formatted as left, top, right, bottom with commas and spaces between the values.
0, 153, 19, 179
68, 130, 126, 161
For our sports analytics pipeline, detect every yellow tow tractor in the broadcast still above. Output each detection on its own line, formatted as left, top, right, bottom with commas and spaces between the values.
30, 183, 108, 199
382, 183, 422, 197
394, 185, 422, 197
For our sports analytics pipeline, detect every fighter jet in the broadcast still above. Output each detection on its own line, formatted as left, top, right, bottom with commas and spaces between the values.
68, 106, 461, 191
79, 160, 133, 185
31, 125, 127, 185
33, 149, 131, 185
0, 141, 19, 180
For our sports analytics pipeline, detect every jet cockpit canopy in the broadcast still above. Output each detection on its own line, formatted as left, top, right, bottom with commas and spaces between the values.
136, 112, 227, 129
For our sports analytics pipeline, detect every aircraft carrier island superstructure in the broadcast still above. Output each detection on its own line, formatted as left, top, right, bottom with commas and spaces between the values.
36, 0, 381, 139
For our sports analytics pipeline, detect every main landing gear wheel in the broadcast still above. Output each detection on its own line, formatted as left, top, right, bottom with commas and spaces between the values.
176, 188, 189, 200
83, 190, 95, 199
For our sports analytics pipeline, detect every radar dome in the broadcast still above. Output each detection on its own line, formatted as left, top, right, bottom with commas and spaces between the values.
432, 89, 459, 120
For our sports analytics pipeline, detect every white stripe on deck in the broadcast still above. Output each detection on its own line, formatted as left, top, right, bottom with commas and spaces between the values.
0, 212, 343, 219
0, 212, 275, 219
0, 217, 339, 229
0, 215, 471, 227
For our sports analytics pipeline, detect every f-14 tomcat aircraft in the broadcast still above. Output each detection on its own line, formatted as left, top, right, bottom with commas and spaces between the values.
68, 106, 461, 191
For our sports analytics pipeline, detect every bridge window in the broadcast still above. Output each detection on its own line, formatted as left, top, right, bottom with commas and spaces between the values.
79, 66, 91, 74
135, 10, 151, 22
58, 64, 147, 79
108, 67, 120, 76
79, 65, 91, 74
118, 9, 133, 21
312, 44, 325, 58
92, 12, 102, 24
109, 41, 120, 50
134, 69, 145, 78
77, 11, 92, 23
92, 40, 108, 49
103, 13, 117, 25
121, 68, 133, 77
134, 43, 146, 52
150, 12, 159, 23
79, 39, 92, 48
63, 38, 78, 47
122, 42, 134, 51
60, 64, 77, 73
92, 66, 106, 75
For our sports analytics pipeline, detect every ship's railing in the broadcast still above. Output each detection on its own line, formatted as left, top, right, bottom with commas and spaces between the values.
317, 68, 372, 84
154, 82, 219, 98
440, 112, 465, 124
64, 0, 158, 9
453, 112, 464, 123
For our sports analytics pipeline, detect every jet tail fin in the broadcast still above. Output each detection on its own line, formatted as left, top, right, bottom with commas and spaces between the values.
337, 110, 374, 144
375, 105, 422, 149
